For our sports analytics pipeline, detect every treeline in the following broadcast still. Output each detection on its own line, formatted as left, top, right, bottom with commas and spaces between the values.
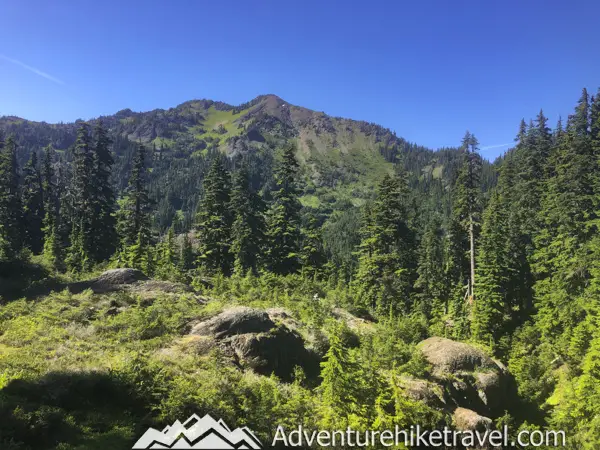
0, 128, 326, 281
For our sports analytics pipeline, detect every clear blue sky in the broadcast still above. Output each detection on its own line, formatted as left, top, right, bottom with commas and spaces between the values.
1, 0, 598, 159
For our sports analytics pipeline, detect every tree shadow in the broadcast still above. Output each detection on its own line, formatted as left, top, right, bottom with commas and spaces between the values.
0, 371, 155, 450
0, 260, 67, 302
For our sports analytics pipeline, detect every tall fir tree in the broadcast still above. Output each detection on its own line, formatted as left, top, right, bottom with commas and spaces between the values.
473, 156, 531, 352
41, 145, 62, 269
196, 156, 233, 275
179, 232, 195, 273
230, 164, 265, 274
451, 131, 482, 304
415, 215, 446, 317
532, 87, 596, 355
156, 225, 179, 280
66, 124, 95, 271
22, 150, 45, 254
354, 170, 415, 314
266, 144, 302, 275
0, 135, 23, 260
117, 143, 152, 272
515, 111, 551, 240
90, 122, 117, 262
300, 213, 327, 277
318, 320, 359, 428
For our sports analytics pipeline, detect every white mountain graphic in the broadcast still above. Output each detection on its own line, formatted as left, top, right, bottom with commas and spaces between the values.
132, 413, 262, 449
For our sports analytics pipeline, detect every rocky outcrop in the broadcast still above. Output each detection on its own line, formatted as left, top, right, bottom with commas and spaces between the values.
68, 269, 196, 299
453, 407, 493, 432
190, 307, 320, 381
418, 337, 515, 418
398, 376, 446, 409
419, 337, 500, 375
69, 269, 148, 294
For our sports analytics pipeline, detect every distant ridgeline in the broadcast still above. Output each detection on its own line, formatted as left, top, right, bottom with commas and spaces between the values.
0, 94, 497, 234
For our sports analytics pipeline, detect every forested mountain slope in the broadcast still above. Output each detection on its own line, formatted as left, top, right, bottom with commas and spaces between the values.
0, 94, 497, 230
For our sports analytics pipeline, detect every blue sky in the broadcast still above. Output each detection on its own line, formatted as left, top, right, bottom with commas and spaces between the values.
1, 0, 598, 159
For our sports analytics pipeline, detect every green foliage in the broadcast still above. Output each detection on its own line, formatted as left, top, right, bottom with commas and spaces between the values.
354, 171, 415, 314
300, 213, 327, 276
230, 164, 265, 274
66, 124, 96, 271
117, 144, 152, 271
0, 134, 23, 259
318, 320, 360, 428
90, 122, 117, 262
196, 156, 233, 275
266, 144, 302, 275
22, 150, 45, 254
415, 215, 446, 316
472, 156, 531, 354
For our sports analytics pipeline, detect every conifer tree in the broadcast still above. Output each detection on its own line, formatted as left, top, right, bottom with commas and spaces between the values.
90, 121, 117, 262
452, 131, 482, 304
196, 156, 232, 275
266, 144, 302, 275
41, 145, 62, 268
532, 88, 596, 352
230, 164, 265, 274
156, 225, 178, 279
117, 143, 152, 271
515, 112, 551, 238
22, 150, 45, 254
354, 170, 415, 313
415, 215, 446, 316
179, 232, 195, 273
318, 320, 358, 428
591, 91, 600, 195
300, 213, 327, 277
66, 218, 89, 272
0, 135, 23, 259
472, 156, 531, 350
66, 124, 95, 271
591, 90, 600, 147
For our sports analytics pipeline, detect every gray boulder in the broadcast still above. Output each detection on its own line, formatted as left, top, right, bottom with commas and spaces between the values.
69, 268, 148, 294
190, 307, 320, 381
453, 407, 493, 432
418, 337, 516, 418
419, 337, 499, 375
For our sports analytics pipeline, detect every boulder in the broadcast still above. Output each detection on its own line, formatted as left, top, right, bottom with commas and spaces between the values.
453, 407, 498, 449
398, 376, 446, 409
190, 307, 319, 381
191, 307, 275, 338
68, 269, 203, 300
418, 337, 516, 418
94, 268, 148, 286
69, 268, 148, 294
453, 407, 493, 432
419, 337, 499, 376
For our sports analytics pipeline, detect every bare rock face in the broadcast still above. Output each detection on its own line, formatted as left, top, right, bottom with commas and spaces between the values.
190, 307, 320, 381
418, 337, 516, 419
